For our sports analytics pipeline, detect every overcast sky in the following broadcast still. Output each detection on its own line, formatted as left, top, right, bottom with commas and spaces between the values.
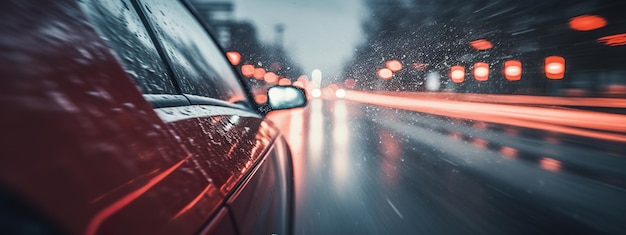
231, 0, 365, 81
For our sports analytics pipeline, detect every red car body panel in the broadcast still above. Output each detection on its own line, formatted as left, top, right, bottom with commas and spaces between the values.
0, 1, 292, 234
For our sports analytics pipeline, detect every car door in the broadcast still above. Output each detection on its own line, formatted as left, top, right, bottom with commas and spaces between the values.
82, 0, 294, 234
0, 0, 201, 234
0, 0, 293, 234
133, 1, 293, 234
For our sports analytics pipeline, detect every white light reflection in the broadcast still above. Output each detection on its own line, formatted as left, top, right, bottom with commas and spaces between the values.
425, 71, 441, 91
311, 88, 322, 98
312, 69, 322, 88
379, 130, 401, 187
540, 157, 562, 172
288, 109, 304, 157
332, 100, 351, 193
335, 88, 346, 98
546, 62, 564, 74
287, 109, 306, 213
308, 99, 324, 167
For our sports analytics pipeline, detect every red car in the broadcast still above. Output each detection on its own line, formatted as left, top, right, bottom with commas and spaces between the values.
0, 0, 306, 234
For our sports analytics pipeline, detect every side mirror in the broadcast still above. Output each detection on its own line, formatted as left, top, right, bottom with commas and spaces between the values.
260, 86, 307, 113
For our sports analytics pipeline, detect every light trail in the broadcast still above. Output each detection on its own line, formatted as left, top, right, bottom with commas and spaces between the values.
86, 155, 190, 235
374, 91, 626, 108
341, 90, 626, 143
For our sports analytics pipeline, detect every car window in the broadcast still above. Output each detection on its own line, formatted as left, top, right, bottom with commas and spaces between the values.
138, 0, 249, 104
78, 0, 176, 95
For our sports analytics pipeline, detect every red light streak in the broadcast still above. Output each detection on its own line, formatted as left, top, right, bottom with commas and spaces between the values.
379, 130, 402, 186
598, 33, 626, 46
544, 136, 560, 144
412, 62, 429, 71
341, 91, 626, 143
86, 156, 190, 235
500, 146, 518, 159
173, 183, 217, 219
372, 91, 626, 108
472, 138, 488, 148
266, 109, 306, 210
473, 122, 488, 130
504, 128, 519, 136
470, 39, 493, 50
540, 158, 562, 172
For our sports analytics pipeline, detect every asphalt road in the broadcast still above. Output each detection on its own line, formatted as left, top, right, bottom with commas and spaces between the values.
269, 97, 626, 235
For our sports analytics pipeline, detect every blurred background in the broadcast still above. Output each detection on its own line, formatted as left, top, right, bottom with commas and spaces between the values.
191, 0, 626, 98
191, 0, 626, 234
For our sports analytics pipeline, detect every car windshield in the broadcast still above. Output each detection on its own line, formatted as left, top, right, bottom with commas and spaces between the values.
192, 0, 626, 233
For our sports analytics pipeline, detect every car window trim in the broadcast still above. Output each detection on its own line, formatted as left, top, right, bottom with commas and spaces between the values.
154, 104, 261, 123
184, 94, 251, 110
180, 0, 261, 113
143, 93, 253, 112
143, 94, 190, 108
129, 0, 183, 95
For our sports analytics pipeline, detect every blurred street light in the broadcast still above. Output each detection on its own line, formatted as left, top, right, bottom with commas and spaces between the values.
241, 64, 255, 77
264, 72, 278, 84
473, 62, 490, 81
335, 89, 346, 98
450, 66, 465, 83
386, 59, 403, 72
470, 39, 493, 50
311, 89, 322, 98
279, 78, 292, 86
569, 15, 607, 31
226, 51, 241, 65
254, 67, 266, 80
545, 56, 565, 79
377, 68, 393, 80
504, 60, 522, 81
425, 72, 441, 91
598, 33, 626, 46
312, 69, 322, 88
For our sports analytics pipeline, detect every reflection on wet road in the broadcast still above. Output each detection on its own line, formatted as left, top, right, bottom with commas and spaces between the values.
268, 97, 626, 235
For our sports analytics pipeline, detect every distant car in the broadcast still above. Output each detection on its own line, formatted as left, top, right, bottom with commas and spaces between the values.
0, 0, 306, 234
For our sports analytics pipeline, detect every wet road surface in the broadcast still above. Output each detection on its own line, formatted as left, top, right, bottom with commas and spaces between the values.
269, 98, 626, 235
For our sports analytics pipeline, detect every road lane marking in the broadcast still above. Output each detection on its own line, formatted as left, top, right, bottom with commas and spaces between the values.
386, 196, 404, 219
